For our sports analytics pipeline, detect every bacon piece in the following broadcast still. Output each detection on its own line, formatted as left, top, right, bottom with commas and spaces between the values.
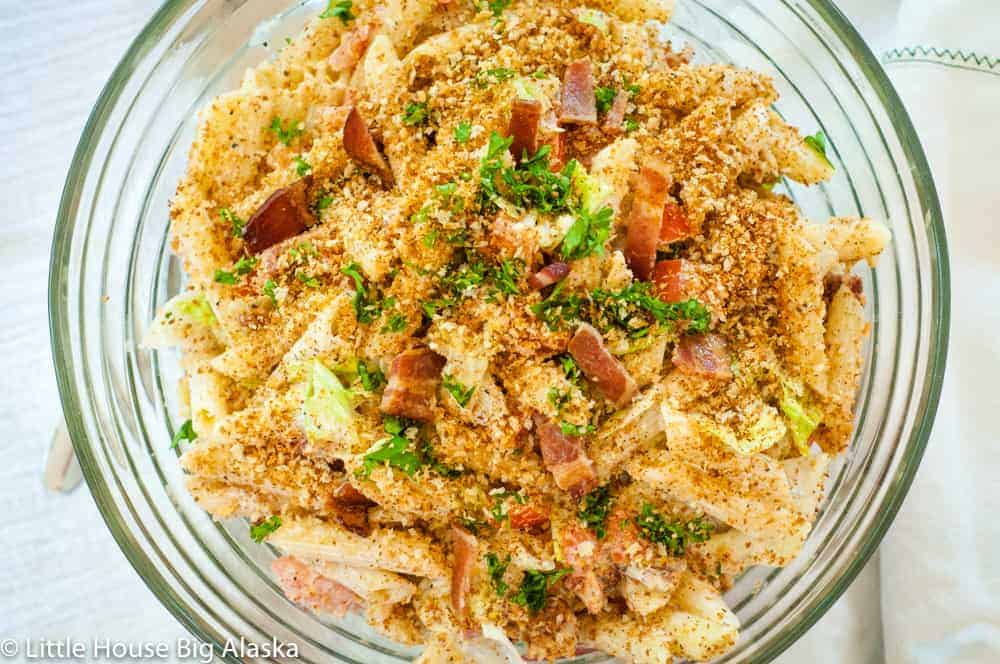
651, 258, 695, 303
243, 177, 314, 254
509, 505, 551, 533
560, 523, 606, 614
672, 333, 732, 380
603, 503, 650, 567
527, 262, 570, 290
328, 23, 375, 72
343, 106, 394, 186
534, 414, 598, 498
272, 556, 362, 617
450, 526, 478, 618
624, 160, 672, 281
560, 59, 598, 125
602, 90, 629, 133
380, 348, 447, 421
508, 98, 542, 162
329, 481, 375, 536
548, 131, 567, 172
658, 201, 692, 245
567, 323, 638, 407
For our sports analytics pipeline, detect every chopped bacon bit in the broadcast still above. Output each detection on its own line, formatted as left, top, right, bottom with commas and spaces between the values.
602, 90, 629, 133
509, 505, 551, 533
243, 177, 313, 254
602, 504, 649, 567
343, 106, 394, 186
272, 556, 362, 617
824, 272, 863, 303
672, 333, 732, 380
329, 481, 375, 536
527, 262, 570, 290
534, 414, 598, 498
560, 59, 598, 125
651, 258, 695, 303
548, 131, 567, 172
508, 98, 543, 162
658, 200, 692, 245
624, 160, 672, 281
380, 348, 447, 421
328, 23, 375, 72
560, 523, 606, 614
567, 323, 638, 407
450, 526, 478, 618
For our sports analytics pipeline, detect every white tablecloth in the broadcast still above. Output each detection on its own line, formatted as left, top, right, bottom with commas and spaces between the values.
0, 1, 987, 662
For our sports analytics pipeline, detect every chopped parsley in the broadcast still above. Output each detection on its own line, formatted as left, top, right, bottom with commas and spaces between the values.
477, 131, 514, 211
595, 86, 617, 115
288, 241, 316, 263
422, 230, 439, 248
560, 421, 595, 436
804, 130, 833, 168
487, 0, 511, 18
315, 192, 335, 212
591, 282, 711, 337
220, 208, 245, 237
454, 120, 472, 143
501, 144, 577, 213
356, 359, 386, 392
403, 102, 430, 126
510, 568, 572, 612
559, 355, 582, 384
547, 387, 570, 412
269, 116, 303, 146
320, 0, 355, 23
624, 118, 640, 133
294, 155, 313, 176
263, 279, 278, 306
341, 262, 388, 324
358, 416, 425, 478
485, 553, 511, 596
249, 516, 282, 543
443, 374, 475, 407
490, 257, 523, 297
382, 313, 407, 333
171, 419, 197, 449
472, 67, 516, 88
296, 271, 320, 288
531, 282, 583, 330
214, 255, 258, 285
634, 503, 715, 556
560, 204, 613, 261
577, 485, 612, 539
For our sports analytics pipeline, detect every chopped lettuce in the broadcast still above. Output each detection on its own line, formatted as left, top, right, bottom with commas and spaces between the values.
780, 384, 822, 456
301, 359, 357, 444
143, 292, 218, 349
572, 165, 612, 213
574, 8, 610, 33
695, 406, 786, 456
512, 76, 541, 100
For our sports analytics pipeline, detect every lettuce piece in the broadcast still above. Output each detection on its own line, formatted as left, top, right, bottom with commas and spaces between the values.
143, 292, 218, 348
695, 406, 786, 456
572, 165, 613, 212
301, 360, 357, 444
574, 8, 610, 33
780, 386, 822, 456
512, 77, 541, 101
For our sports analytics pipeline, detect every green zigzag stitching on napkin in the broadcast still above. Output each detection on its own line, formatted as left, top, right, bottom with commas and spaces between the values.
883, 46, 1000, 76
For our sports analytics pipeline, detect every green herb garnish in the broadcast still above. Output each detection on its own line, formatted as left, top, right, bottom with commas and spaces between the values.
577, 485, 612, 539
633, 503, 714, 556
220, 208, 245, 237
320, 0, 355, 22
250, 516, 282, 543
595, 86, 616, 115
560, 421, 595, 436
443, 374, 476, 408
403, 102, 430, 126
485, 553, 511, 596
214, 255, 259, 285
263, 279, 278, 306
510, 568, 572, 612
171, 419, 197, 449
560, 204, 613, 261
804, 130, 833, 168
357, 359, 386, 392
382, 313, 407, 333
269, 117, 303, 146
454, 121, 472, 143
294, 155, 313, 176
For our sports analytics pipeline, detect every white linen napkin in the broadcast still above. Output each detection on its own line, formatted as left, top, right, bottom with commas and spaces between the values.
783, 1, 999, 662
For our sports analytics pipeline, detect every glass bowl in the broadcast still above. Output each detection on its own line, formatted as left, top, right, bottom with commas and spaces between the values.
49, 0, 949, 661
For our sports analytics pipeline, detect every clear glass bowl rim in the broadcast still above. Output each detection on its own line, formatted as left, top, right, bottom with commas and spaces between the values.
48, 0, 951, 661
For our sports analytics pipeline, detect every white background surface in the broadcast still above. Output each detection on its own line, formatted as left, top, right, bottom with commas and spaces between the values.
0, 1, 902, 661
